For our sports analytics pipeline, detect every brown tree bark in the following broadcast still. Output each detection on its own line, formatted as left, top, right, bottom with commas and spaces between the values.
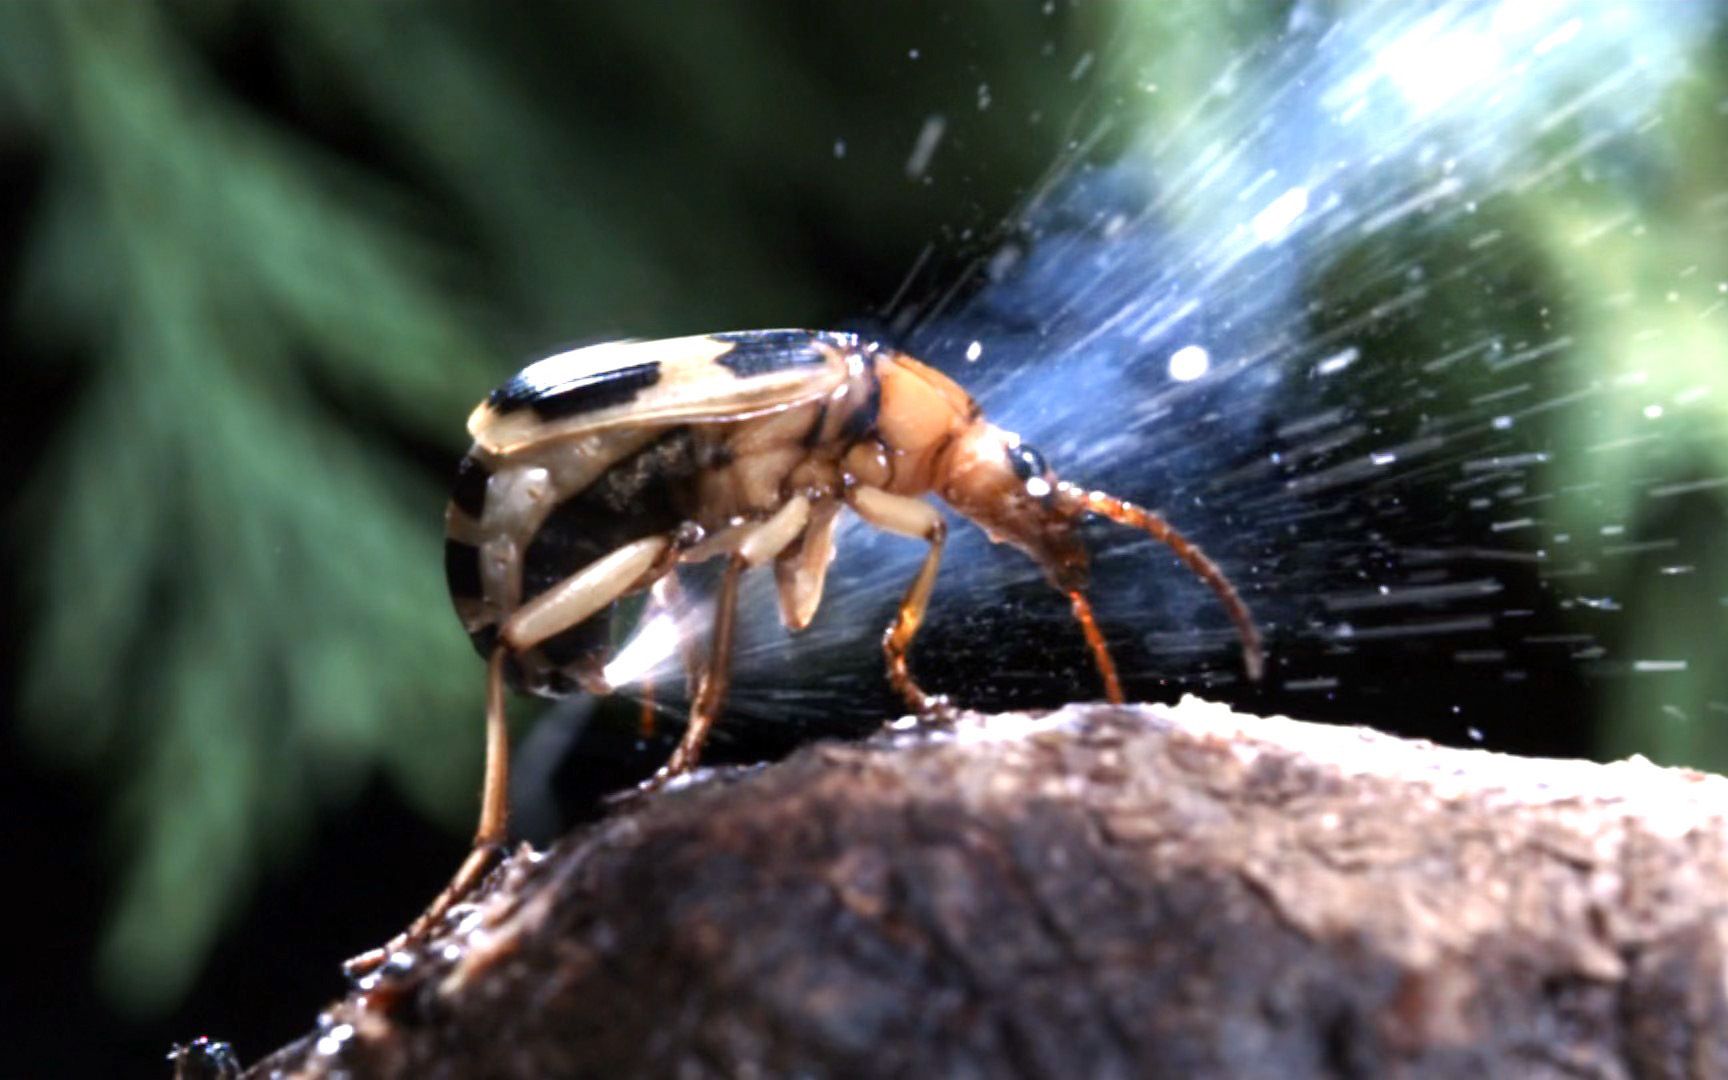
247, 699, 1728, 1078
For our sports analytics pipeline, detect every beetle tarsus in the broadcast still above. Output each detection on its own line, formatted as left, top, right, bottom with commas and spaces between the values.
342, 840, 507, 980
912, 693, 959, 725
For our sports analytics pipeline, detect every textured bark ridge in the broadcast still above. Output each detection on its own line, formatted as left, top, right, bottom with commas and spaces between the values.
248, 699, 1728, 1078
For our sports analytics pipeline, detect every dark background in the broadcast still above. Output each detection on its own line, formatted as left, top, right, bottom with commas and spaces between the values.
3, 3, 1724, 1075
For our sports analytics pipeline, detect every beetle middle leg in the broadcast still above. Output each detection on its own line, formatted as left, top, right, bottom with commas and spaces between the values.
635, 571, 703, 739
643, 496, 816, 788
648, 554, 744, 787
847, 486, 952, 719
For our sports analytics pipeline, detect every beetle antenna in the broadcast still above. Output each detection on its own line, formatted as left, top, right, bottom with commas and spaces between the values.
1061, 484, 1265, 682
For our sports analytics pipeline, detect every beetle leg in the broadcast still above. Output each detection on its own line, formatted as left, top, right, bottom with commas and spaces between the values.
638, 496, 813, 789
645, 554, 746, 788
346, 536, 672, 978
847, 486, 952, 720
774, 498, 842, 631
343, 646, 515, 979
736, 493, 811, 567
1067, 589, 1124, 704
499, 535, 670, 657
652, 570, 706, 703
637, 680, 657, 739
635, 571, 703, 738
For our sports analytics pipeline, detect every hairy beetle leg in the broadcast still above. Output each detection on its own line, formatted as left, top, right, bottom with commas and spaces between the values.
848, 486, 953, 720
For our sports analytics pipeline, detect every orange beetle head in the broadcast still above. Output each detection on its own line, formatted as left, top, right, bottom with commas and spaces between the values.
939, 423, 1091, 592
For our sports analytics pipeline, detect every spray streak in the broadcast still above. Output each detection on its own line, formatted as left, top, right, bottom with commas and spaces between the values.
691, 1, 1724, 729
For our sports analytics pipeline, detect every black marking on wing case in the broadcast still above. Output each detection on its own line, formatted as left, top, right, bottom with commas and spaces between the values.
450, 454, 491, 519
838, 360, 882, 443
444, 539, 484, 603
487, 360, 662, 420
712, 330, 844, 378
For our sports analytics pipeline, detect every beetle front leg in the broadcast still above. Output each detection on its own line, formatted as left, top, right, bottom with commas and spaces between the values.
774, 498, 841, 631
848, 486, 952, 721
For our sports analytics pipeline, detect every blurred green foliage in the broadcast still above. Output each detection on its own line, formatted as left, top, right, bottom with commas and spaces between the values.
1539, 78, 1728, 766
5, 1, 492, 1012
1, 0, 1095, 1014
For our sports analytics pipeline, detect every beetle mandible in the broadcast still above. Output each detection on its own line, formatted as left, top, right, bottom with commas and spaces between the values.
422, 330, 1261, 948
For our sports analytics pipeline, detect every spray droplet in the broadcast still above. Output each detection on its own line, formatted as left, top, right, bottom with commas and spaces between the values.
1252, 186, 1310, 243
905, 115, 946, 179
1169, 345, 1211, 382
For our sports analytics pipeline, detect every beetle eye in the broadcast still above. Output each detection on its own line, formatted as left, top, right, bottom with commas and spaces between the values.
1009, 444, 1048, 483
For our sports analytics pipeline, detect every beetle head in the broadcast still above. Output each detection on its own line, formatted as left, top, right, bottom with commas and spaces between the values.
942, 423, 1266, 684
940, 424, 1091, 592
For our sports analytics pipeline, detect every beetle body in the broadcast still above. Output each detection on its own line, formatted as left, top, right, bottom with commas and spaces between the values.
447, 330, 922, 697
368, 329, 1262, 975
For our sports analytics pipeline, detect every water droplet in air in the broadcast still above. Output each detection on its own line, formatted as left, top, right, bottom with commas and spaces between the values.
1168, 345, 1210, 382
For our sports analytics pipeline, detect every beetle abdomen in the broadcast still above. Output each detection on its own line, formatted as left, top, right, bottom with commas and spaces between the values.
517, 428, 698, 675
446, 427, 704, 695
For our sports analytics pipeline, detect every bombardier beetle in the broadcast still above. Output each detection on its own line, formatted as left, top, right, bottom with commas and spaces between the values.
362, 329, 1263, 968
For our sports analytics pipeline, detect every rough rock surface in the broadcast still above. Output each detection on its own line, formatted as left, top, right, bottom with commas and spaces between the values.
247, 698, 1728, 1078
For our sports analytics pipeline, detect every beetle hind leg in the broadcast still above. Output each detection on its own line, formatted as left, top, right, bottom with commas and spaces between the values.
343, 647, 514, 979
346, 535, 672, 978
